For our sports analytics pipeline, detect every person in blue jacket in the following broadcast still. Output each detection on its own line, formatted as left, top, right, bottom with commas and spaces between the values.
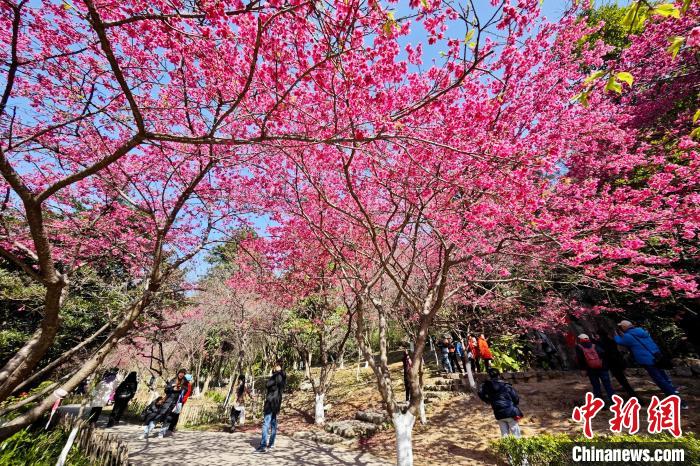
614, 320, 687, 409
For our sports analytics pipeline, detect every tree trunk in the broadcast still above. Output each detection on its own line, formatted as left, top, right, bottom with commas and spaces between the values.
0, 282, 64, 403
12, 321, 110, 395
464, 356, 476, 392
304, 352, 312, 380
314, 391, 325, 425
194, 357, 202, 397
0, 290, 156, 441
201, 373, 212, 395
393, 411, 416, 466
418, 359, 426, 424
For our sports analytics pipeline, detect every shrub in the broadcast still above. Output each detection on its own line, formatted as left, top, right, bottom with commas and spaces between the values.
285, 370, 304, 392
0, 426, 90, 466
204, 390, 226, 404
491, 433, 699, 466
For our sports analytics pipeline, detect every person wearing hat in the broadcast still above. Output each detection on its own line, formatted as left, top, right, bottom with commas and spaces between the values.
575, 333, 615, 403
167, 370, 193, 434
614, 320, 687, 408
478, 368, 523, 438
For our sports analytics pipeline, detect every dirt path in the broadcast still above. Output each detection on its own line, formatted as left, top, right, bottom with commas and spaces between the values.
107, 423, 389, 466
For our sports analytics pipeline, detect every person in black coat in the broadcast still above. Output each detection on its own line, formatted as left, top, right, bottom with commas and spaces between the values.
594, 329, 636, 397
107, 372, 138, 427
255, 364, 287, 453
478, 368, 523, 438
140, 396, 166, 439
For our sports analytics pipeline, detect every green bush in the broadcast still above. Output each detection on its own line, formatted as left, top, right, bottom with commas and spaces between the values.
0, 426, 90, 466
490, 334, 526, 372
284, 370, 304, 392
491, 433, 699, 466
204, 390, 226, 404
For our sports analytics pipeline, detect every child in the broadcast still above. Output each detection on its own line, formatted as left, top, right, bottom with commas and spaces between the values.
140, 396, 168, 439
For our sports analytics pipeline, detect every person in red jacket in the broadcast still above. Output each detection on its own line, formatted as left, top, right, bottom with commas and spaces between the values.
167, 370, 192, 434
478, 334, 493, 370
468, 335, 480, 372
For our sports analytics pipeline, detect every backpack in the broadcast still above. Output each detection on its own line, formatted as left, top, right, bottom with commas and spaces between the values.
578, 344, 603, 369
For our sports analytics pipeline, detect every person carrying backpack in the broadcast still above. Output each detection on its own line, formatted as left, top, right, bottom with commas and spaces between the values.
478, 368, 523, 438
107, 372, 138, 427
576, 334, 615, 403
614, 320, 687, 409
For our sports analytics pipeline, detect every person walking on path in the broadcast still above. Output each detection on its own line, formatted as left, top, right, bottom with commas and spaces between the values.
230, 375, 252, 432
478, 334, 493, 370
594, 329, 636, 398
107, 371, 138, 427
255, 363, 287, 453
478, 368, 523, 438
454, 338, 467, 374
448, 338, 462, 375
402, 348, 413, 402
168, 372, 193, 434
88, 369, 118, 424
614, 320, 687, 408
576, 334, 615, 403
439, 337, 453, 373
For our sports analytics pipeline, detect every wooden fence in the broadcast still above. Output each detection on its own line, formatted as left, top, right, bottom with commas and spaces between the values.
58, 414, 128, 465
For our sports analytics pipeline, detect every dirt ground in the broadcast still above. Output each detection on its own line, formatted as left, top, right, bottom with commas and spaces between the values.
275, 364, 700, 466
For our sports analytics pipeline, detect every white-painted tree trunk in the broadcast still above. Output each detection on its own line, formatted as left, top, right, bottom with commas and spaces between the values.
314, 392, 325, 425
465, 360, 476, 392
393, 411, 416, 466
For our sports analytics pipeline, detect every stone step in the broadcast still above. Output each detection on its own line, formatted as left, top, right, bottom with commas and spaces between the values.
325, 420, 379, 439
355, 410, 387, 425
424, 390, 449, 401
423, 384, 453, 392
293, 430, 348, 445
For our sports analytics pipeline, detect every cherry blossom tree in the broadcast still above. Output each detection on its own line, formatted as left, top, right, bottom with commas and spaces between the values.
1, 0, 471, 438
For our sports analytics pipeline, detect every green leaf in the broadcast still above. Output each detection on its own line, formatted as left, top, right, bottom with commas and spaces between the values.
464, 29, 474, 43
667, 36, 684, 59
605, 76, 622, 94
574, 91, 590, 108
621, 2, 648, 29
652, 4, 680, 18
693, 109, 700, 124
690, 127, 700, 140
382, 12, 397, 36
584, 70, 606, 84
420, 0, 429, 8
615, 72, 634, 86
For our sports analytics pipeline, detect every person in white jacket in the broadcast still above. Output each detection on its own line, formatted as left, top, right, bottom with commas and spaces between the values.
88, 369, 118, 424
